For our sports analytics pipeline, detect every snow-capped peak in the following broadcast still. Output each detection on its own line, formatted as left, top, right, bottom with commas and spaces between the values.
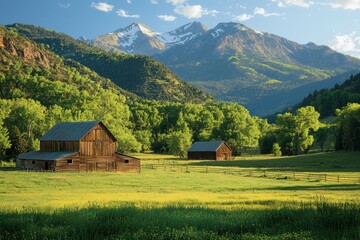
158, 21, 208, 47
92, 22, 208, 55
114, 23, 158, 37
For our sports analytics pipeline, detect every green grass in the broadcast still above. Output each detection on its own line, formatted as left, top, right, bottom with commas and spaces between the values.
135, 151, 360, 177
190, 151, 360, 173
1, 201, 359, 240
0, 151, 359, 239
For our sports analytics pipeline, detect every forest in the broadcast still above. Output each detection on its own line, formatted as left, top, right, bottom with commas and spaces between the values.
0, 25, 359, 161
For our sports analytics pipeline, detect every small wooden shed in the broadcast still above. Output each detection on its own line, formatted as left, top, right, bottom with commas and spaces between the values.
187, 141, 232, 160
17, 121, 140, 173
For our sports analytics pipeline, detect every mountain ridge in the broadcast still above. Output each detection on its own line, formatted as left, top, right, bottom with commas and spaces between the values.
91, 21, 208, 56
6, 23, 213, 104
90, 21, 360, 115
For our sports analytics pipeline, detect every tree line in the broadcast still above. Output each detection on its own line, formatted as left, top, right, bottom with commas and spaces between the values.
1, 25, 359, 159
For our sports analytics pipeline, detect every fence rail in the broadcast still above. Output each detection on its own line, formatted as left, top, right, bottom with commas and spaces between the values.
143, 164, 360, 184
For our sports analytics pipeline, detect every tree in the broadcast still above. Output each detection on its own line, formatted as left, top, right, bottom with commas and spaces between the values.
166, 112, 192, 158
336, 103, 360, 151
166, 129, 192, 158
0, 103, 11, 158
0, 125, 11, 158
293, 106, 320, 154
272, 143, 282, 157
216, 103, 261, 155
275, 106, 320, 155
8, 126, 28, 158
259, 131, 276, 154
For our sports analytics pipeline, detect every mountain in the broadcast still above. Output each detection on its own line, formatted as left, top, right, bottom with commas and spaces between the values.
91, 22, 208, 56
92, 23, 164, 55
152, 22, 360, 115
250, 70, 360, 116
0, 25, 137, 105
7, 23, 212, 104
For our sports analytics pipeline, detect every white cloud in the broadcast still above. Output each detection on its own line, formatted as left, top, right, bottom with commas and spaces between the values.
126, 0, 131, 4
116, 9, 140, 18
174, 4, 219, 19
330, 32, 360, 52
158, 15, 177, 21
275, 0, 313, 8
234, 14, 253, 21
330, 32, 360, 58
90, 2, 114, 12
254, 7, 283, 17
150, 0, 158, 4
166, 0, 186, 5
330, 0, 360, 10
174, 4, 203, 18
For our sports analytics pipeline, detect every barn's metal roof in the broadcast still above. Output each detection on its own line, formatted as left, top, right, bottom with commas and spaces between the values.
17, 151, 78, 161
40, 121, 103, 141
187, 141, 231, 152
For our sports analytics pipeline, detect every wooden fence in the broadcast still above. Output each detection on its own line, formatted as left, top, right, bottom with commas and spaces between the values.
143, 164, 360, 184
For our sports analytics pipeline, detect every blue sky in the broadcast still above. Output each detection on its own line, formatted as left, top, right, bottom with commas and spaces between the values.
1, 0, 360, 58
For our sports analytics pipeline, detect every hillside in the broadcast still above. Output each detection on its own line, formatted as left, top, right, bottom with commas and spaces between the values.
6, 23, 212, 104
0, 26, 136, 106
295, 73, 360, 118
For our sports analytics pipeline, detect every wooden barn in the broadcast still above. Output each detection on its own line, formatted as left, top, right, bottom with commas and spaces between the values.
187, 141, 232, 160
17, 121, 140, 173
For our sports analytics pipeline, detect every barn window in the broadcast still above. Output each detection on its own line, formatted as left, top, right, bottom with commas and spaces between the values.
124, 160, 129, 163
67, 159, 73, 164
32, 161, 35, 164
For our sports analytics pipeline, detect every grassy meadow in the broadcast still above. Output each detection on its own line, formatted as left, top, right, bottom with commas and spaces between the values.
0, 151, 359, 239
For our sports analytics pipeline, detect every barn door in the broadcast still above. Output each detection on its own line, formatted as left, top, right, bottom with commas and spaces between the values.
93, 129, 102, 156
45, 162, 49, 170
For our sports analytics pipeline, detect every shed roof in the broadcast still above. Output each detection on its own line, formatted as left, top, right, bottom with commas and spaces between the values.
17, 151, 78, 161
187, 141, 231, 152
40, 121, 116, 141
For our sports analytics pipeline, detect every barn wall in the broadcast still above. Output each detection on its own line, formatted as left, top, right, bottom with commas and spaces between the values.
115, 154, 141, 173
188, 152, 217, 160
188, 143, 232, 160
17, 160, 56, 171
40, 141, 79, 152
80, 123, 116, 156
216, 143, 232, 160
54, 155, 140, 173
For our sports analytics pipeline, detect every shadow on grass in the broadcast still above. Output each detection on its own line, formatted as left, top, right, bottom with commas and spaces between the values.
189, 151, 360, 173
263, 184, 360, 191
0, 167, 17, 172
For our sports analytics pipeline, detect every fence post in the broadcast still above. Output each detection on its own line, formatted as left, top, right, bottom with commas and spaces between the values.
293, 172, 296, 179
263, 170, 266, 177
186, 166, 189, 172
206, 167, 208, 173
325, 174, 327, 182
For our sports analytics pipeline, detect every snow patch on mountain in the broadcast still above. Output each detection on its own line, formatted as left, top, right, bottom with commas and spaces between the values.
211, 28, 224, 38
